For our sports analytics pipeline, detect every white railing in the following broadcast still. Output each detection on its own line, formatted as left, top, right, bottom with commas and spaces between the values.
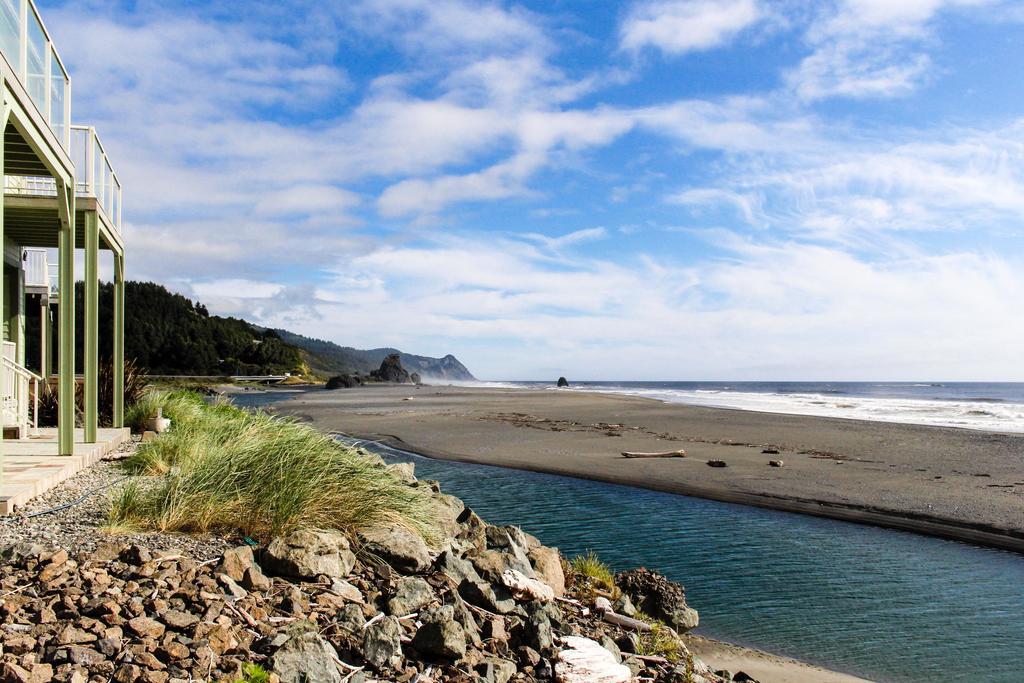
1, 340, 40, 435
0, 0, 71, 150
71, 126, 122, 231
22, 246, 47, 290
4, 126, 124, 234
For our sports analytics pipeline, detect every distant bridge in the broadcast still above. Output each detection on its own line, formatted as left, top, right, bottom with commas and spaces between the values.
149, 374, 291, 385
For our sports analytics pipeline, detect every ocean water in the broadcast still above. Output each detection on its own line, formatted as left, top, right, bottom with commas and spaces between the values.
351, 438, 1024, 683
490, 381, 1024, 433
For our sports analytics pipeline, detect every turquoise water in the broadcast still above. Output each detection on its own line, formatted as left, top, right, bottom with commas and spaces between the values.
356, 438, 1024, 683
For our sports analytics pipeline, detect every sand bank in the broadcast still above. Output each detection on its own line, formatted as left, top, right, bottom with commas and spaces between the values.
278, 384, 1024, 553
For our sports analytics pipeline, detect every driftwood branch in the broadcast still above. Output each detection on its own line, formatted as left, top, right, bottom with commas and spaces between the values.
601, 611, 653, 632
621, 449, 686, 458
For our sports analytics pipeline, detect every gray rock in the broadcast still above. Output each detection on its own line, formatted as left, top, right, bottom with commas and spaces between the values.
387, 462, 416, 484
613, 593, 638, 618
528, 545, 565, 596
477, 657, 518, 683
270, 623, 343, 683
221, 545, 256, 582
218, 573, 247, 600
459, 580, 517, 614
411, 606, 467, 660
450, 592, 482, 646
336, 604, 366, 636
358, 524, 431, 573
455, 508, 488, 554
472, 548, 533, 583
600, 635, 623, 663
387, 577, 435, 616
264, 530, 356, 580
363, 616, 403, 671
615, 567, 700, 633
436, 550, 482, 586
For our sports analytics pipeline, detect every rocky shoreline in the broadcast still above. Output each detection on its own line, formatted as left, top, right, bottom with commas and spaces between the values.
0, 443, 759, 683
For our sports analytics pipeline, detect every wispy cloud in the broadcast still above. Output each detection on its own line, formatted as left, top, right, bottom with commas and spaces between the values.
787, 0, 998, 100
620, 0, 763, 55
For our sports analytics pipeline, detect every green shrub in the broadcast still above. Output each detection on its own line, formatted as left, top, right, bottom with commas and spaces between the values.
634, 610, 686, 663
233, 663, 271, 683
110, 396, 438, 542
570, 551, 616, 591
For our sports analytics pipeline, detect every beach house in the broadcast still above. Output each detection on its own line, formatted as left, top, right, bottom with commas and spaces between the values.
0, 0, 127, 510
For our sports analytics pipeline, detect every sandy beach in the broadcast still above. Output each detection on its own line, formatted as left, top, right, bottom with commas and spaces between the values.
278, 384, 1024, 552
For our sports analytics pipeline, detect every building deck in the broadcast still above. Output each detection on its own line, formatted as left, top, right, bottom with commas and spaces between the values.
0, 428, 131, 514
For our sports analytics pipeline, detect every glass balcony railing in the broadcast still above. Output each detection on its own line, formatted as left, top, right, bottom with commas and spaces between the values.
71, 126, 122, 230
0, 0, 71, 150
3, 125, 123, 234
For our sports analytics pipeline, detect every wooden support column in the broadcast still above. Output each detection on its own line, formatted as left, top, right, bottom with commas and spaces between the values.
112, 252, 124, 429
40, 297, 51, 379
56, 181, 75, 455
84, 212, 98, 442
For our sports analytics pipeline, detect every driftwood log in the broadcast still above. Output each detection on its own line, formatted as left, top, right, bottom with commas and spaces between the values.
621, 449, 687, 459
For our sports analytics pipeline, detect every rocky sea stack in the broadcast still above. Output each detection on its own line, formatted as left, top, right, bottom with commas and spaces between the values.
0, 457, 756, 683
371, 354, 412, 384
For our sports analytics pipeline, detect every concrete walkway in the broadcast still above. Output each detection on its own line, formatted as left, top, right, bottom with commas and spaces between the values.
0, 428, 131, 514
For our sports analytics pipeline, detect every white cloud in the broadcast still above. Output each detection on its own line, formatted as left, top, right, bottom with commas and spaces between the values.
788, 0, 997, 100
621, 0, 762, 55
244, 233, 1024, 380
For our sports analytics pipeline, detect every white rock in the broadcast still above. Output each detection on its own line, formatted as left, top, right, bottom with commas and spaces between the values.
555, 636, 632, 683
500, 568, 554, 602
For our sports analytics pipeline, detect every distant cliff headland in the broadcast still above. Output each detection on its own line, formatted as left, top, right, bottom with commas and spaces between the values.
76, 281, 475, 380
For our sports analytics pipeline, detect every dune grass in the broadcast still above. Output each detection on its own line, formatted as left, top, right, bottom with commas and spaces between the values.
110, 390, 438, 542
124, 389, 209, 434
570, 550, 616, 591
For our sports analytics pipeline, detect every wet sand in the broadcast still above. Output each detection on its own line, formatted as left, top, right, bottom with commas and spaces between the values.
686, 637, 871, 683
279, 385, 1024, 552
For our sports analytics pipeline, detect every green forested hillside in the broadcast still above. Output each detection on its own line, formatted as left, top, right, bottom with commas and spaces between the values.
70, 282, 304, 376
48, 281, 474, 379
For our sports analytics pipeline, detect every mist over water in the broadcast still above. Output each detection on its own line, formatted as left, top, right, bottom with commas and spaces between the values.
493, 381, 1024, 432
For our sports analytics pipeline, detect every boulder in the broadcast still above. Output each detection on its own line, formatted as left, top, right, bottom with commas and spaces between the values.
270, 623, 343, 683
436, 550, 483, 586
459, 580, 517, 614
363, 616, 404, 671
387, 462, 417, 484
325, 374, 362, 390
358, 524, 431, 573
387, 577, 435, 616
554, 636, 631, 683
614, 568, 699, 632
529, 545, 566, 597
264, 530, 356, 580
411, 372, 422, 385
478, 658, 518, 683
707, 460, 728, 468
557, 377, 569, 387
501, 569, 554, 602
411, 606, 467, 660
370, 354, 411, 383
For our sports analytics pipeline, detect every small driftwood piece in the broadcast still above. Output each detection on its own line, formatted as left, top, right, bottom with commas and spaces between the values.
621, 449, 687, 459
603, 611, 653, 632
594, 597, 653, 633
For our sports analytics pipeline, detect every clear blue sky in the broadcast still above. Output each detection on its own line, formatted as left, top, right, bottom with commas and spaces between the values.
42, 0, 1024, 380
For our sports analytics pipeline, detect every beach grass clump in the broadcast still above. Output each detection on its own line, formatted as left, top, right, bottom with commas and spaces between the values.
110, 394, 439, 541
570, 550, 616, 591
634, 611, 686, 663
124, 389, 209, 434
